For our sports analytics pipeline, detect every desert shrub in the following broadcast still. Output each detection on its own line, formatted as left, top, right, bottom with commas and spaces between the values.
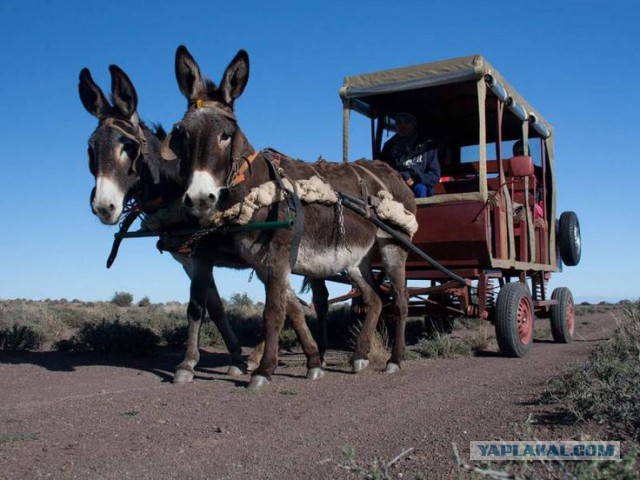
229, 293, 254, 308
160, 321, 222, 348
199, 322, 222, 347
464, 325, 495, 352
137, 296, 151, 307
226, 301, 264, 342
549, 300, 640, 441
0, 302, 66, 345
415, 332, 472, 359
161, 324, 188, 348
279, 327, 299, 351
111, 291, 133, 307
55, 318, 159, 355
0, 325, 44, 351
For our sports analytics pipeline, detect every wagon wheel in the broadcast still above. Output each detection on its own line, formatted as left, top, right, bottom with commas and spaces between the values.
550, 287, 574, 343
495, 282, 534, 357
558, 211, 581, 266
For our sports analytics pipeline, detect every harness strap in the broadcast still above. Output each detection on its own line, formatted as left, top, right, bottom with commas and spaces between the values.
106, 204, 142, 268
192, 99, 237, 122
347, 164, 370, 217
350, 163, 389, 192
262, 150, 304, 270
229, 151, 260, 186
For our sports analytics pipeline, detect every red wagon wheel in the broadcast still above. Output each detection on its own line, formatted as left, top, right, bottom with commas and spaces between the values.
517, 294, 533, 345
550, 287, 574, 343
495, 282, 534, 357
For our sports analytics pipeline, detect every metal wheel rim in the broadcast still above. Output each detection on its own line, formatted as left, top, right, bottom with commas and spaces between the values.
517, 297, 533, 344
573, 224, 581, 253
567, 298, 575, 335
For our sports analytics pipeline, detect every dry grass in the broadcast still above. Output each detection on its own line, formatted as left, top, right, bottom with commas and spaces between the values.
548, 301, 640, 442
347, 318, 390, 367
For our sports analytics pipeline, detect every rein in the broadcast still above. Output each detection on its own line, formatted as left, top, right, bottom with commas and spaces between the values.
106, 200, 142, 268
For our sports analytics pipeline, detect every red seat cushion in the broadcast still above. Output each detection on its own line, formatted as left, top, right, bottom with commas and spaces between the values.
509, 155, 534, 177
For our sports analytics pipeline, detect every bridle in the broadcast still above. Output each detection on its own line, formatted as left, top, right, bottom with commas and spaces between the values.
186, 99, 260, 188
98, 116, 149, 175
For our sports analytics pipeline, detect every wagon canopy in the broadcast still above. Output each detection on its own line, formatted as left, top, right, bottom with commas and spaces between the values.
339, 54, 553, 148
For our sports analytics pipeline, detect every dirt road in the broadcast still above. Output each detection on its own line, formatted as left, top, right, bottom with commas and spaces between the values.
0, 311, 617, 479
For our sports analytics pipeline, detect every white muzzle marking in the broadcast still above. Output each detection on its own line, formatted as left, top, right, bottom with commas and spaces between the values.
92, 176, 125, 225
185, 170, 223, 215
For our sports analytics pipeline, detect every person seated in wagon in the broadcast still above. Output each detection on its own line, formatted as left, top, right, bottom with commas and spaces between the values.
379, 112, 441, 198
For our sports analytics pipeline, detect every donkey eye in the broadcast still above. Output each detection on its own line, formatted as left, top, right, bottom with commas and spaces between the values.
220, 132, 232, 143
122, 140, 139, 160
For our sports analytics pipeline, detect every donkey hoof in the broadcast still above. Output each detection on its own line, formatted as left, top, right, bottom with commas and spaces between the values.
352, 359, 370, 373
173, 369, 194, 384
384, 362, 400, 374
246, 360, 260, 373
227, 365, 246, 377
306, 367, 325, 381
247, 375, 270, 392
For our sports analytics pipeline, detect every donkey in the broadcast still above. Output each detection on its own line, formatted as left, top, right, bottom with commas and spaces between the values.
79, 65, 328, 383
163, 46, 416, 390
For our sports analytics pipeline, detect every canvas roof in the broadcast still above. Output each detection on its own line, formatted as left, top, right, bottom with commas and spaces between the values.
339, 54, 553, 146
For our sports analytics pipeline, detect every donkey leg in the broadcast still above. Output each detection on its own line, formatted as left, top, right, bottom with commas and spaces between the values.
246, 338, 265, 372
174, 260, 212, 384
174, 253, 244, 376
205, 279, 246, 376
348, 265, 382, 373
248, 283, 325, 374
248, 274, 289, 391
309, 279, 329, 366
284, 288, 323, 380
380, 242, 409, 373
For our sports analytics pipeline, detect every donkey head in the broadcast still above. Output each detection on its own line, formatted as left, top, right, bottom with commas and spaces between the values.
161, 46, 250, 221
79, 66, 145, 225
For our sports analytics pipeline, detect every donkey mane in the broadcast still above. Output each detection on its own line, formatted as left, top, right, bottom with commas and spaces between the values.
151, 123, 167, 141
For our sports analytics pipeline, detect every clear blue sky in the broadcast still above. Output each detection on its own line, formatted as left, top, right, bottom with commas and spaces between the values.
1, 0, 638, 304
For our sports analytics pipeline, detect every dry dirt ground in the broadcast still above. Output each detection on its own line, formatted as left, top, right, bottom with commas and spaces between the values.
0, 311, 619, 479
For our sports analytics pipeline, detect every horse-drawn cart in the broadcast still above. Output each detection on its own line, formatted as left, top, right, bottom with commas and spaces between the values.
339, 54, 581, 357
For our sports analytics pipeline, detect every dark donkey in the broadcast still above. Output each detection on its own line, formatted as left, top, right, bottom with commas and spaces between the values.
163, 46, 417, 390
79, 65, 328, 383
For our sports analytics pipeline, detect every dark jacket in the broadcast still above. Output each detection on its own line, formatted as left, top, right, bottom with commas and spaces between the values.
380, 135, 441, 188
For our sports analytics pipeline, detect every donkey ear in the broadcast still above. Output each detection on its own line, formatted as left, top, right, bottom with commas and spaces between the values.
175, 45, 206, 102
109, 65, 138, 118
220, 50, 249, 107
160, 130, 179, 161
79, 68, 110, 118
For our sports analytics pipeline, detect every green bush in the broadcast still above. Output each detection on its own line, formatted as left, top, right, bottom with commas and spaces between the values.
229, 293, 254, 308
137, 296, 151, 307
111, 291, 134, 307
55, 318, 159, 356
0, 325, 44, 351
279, 327, 299, 351
161, 324, 188, 348
160, 321, 222, 349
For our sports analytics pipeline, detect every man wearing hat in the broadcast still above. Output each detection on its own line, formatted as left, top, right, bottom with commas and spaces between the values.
380, 112, 440, 198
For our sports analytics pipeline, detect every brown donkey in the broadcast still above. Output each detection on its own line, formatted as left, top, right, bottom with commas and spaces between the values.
163, 46, 416, 390
79, 65, 328, 383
